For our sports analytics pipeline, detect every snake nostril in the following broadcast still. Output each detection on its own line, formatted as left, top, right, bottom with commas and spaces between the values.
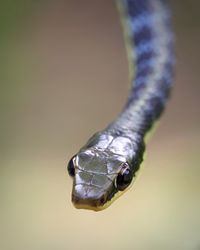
99, 196, 105, 205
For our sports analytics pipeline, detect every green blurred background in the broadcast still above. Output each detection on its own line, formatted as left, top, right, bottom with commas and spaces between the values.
0, 1, 200, 249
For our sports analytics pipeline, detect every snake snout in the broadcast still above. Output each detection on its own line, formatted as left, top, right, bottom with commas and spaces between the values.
72, 184, 107, 210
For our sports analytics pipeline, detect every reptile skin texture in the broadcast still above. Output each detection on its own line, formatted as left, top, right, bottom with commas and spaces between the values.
68, 0, 175, 210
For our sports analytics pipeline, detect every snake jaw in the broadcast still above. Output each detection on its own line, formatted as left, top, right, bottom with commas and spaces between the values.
71, 182, 116, 210
71, 169, 118, 210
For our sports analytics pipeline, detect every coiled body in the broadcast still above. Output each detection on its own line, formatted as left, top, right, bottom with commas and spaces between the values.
67, 0, 175, 211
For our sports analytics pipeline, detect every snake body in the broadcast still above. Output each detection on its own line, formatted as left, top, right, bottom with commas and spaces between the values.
67, 0, 175, 211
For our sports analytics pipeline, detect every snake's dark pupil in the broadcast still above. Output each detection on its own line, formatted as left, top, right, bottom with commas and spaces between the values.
123, 169, 131, 183
116, 168, 132, 191
67, 157, 75, 177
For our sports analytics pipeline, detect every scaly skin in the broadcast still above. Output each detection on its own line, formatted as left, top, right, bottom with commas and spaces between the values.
67, 0, 175, 211
71, 131, 144, 209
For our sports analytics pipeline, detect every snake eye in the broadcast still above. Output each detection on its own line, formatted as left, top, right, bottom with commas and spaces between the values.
116, 163, 132, 191
67, 156, 76, 177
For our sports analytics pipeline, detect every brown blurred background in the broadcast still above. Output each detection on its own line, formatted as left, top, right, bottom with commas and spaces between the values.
0, 1, 200, 249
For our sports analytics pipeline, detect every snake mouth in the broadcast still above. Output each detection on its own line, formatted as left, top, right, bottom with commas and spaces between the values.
71, 182, 123, 211
72, 189, 127, 211
71, 173, 137, 211
71, 184, 108, 211
71, 182, 119, 211
72, 195, 106, 211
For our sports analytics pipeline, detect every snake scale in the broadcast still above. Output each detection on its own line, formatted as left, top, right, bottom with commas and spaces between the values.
67, 0, 175, 211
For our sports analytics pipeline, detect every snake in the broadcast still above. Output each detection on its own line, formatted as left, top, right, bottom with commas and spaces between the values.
67, 0, 175, 211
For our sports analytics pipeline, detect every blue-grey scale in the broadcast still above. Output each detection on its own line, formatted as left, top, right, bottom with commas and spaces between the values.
67, 0, 175, 211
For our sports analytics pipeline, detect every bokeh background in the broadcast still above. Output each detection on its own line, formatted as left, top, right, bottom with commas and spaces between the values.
1, 1, 200, 249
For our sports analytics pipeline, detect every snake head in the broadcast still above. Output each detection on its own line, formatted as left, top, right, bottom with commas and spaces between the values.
67, 131, 144, 211
67, 149, 134, 211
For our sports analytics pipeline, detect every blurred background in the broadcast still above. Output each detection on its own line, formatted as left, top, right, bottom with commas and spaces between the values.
0, 1, 200, 249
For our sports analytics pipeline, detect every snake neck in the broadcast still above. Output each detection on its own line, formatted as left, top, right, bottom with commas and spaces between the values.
81, 0, 175, 179
106, 0, 175, 138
